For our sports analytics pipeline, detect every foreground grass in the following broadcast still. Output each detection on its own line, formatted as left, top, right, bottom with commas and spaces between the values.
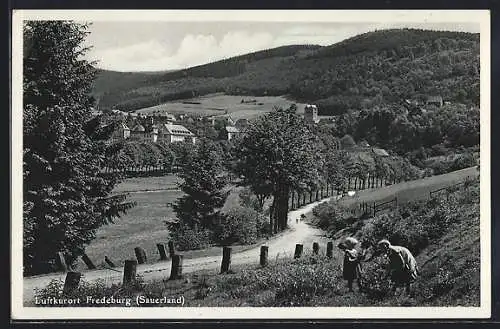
51, 175, 480, 307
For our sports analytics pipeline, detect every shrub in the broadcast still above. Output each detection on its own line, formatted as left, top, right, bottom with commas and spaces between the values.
361, 257, 393, 301
273, 258, 343, 306
170, 225, 212, 251
312, 202, 354, 232
214, 206, 269, 245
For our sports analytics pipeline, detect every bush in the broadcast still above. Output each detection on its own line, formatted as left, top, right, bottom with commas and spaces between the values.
214, 206, 269, 245
170, 225, 212, 251
273, 258, 343, 306
426, 152, 477, 175
312, 202, 354, 232
361, 257, 393, 301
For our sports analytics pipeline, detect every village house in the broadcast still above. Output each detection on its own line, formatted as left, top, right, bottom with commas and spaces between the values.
129, 123, 158, 142
235, 118, 249, 130
111, 122, 130, 141
157, 123, 196, 144
426, 95, 444, 107
209, 114, 235, 127
225, 126, 240, 141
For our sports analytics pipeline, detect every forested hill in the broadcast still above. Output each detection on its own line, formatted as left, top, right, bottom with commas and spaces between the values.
92, 29, 480, 115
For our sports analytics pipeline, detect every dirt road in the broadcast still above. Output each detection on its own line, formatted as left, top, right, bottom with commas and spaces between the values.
23, 196, 336, 304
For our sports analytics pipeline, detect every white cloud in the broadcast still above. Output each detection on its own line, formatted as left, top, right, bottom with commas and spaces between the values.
86, 23, 479, 71
87, 30, 274, 71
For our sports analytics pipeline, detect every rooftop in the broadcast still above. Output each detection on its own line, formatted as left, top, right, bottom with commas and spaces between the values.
131, 124, 145, 132
225, 126, 240, 133
162, 123, 194, 136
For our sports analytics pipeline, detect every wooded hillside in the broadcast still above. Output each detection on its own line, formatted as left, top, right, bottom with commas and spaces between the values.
92, 29, 479, 116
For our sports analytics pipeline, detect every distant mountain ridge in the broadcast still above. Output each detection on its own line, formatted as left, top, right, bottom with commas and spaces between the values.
92, 29, 479, 116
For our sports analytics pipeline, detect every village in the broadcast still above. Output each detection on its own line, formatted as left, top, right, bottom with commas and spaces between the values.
105, 95, 447, 145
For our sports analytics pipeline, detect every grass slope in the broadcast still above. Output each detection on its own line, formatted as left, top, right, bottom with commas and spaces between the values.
338, 166, 478, 208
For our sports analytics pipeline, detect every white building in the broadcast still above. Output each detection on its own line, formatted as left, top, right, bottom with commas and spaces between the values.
225, 126, 240, 141
158, 123, 196, 144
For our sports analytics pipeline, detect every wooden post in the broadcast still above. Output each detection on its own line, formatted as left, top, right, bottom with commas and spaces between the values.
220, 247, 232, 273
168, 241, 176, 258
326, 242, 333, 258
156, 243, 168, 261
105, 256, 116, 268
81, 253, 96, 270
294, 244, 303, 259
260, 246, 269, 267
373, 201, 377, 217
63, 271, 81, 294
56, 252, 68, 272
123, 260, 137, 285
169, 255, 183, 280
134, 247, 147, 264
313, 242, 319, 255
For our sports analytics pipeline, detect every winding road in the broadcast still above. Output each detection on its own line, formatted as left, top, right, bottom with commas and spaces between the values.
23, 196, 337, 304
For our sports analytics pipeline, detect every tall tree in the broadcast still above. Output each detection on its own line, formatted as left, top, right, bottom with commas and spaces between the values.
23, 21, 133, 275
171, 139, 229, 232
234, 107, 323, 233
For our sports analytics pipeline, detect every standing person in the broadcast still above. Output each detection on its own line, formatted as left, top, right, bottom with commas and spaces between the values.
377, 239, 418, 295
338, 237, 363, 292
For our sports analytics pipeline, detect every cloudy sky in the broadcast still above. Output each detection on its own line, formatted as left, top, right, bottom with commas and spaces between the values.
84, 20, 480, 72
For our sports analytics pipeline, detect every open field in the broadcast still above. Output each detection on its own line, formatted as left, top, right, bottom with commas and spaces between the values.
113, 175, 182, 193
76, 175, 248, 271
134, 93, 311, 120
78, 189, 178, 270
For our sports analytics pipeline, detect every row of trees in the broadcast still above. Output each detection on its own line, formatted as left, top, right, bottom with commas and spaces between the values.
327, 103, 480, 156
170, 106, 423, 244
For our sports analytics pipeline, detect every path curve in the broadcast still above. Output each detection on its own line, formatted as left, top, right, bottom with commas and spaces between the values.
23, 196, 338, 303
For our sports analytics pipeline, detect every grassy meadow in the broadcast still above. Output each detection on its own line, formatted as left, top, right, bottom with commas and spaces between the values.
134, 93, 310, 120
76, 176, 250, 271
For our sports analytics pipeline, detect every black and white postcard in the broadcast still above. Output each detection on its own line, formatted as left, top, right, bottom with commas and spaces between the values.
11, 9, 491, 319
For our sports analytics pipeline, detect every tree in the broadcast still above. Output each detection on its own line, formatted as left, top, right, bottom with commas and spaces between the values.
171, 139, 229, 233
234, 107, 323, 233
23, 21, 134, 275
